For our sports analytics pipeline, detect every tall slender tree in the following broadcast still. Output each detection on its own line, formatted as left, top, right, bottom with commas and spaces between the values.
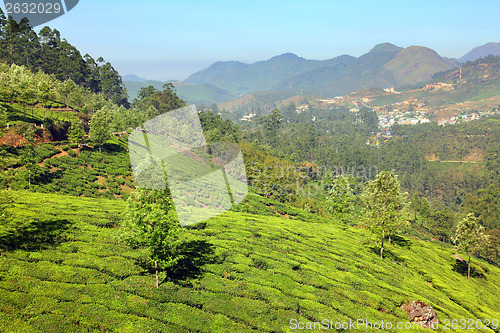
362, 171, 410, 258
453, 213, 490, 280
89, 107, 111, 152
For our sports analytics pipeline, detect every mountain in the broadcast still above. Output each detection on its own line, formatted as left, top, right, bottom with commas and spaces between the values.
174, 82, 236, 105
122, 74, 149, 82
383, 46, 459, 86
185, 53, 356, 96
272, 43, 402, 96
186, 43, 459, 100
124, 79, 165, 101
459, 42, 500, 63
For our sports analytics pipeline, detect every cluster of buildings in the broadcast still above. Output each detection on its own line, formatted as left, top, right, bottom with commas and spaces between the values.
378, 110, 431, 129
240, 113, 257, 121
436, 110, 498, 125
424, 82, 454, 91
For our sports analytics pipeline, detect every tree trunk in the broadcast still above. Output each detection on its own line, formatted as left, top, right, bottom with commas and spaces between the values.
467, 252, 471, 281
155, 260, 159, 288
380, 228, 385, 259
388, 230, 392, 245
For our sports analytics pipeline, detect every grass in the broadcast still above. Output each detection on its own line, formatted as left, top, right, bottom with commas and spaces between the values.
1, 102, 79, 125
0, 137, 135, 199
0, 190, 499, 332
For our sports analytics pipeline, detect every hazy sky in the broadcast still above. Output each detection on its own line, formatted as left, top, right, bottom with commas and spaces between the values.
5, 0, 498, 81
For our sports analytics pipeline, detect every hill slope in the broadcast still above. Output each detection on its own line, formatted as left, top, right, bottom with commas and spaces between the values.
459, 42, 500, 63
124, 79, 235, 105
272, 43, 402, 96
185, 43, 461, 100
186, 53, 356, 97
383, 46, 459, 86
0, 191, 498, 332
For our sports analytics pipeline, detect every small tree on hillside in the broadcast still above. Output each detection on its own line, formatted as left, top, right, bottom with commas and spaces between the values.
0, 190, 13, 224
19, 124, 38, 190
122, 188, 181, 288
362, 171, 410, 258
68, 119, 85, 146
326, 174, 356, 224
89, 107, 110, 152
452, 213, 490, 280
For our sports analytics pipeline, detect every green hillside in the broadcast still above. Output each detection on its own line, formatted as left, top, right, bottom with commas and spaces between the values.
124, 80, 165, 102
185, 54, 355, 96
124, 80, 235, 105
367, 55, 500, 110
0, 190, 499, 332
184, 43, 460, 100
383, 46, 459, 86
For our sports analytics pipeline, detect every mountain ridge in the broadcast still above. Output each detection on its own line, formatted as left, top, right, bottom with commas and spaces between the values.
459, 42, 500, 63
185, 43, 459, 98
125, 43, 497, 106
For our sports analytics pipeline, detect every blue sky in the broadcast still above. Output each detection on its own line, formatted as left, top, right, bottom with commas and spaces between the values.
4, 0, 499, 81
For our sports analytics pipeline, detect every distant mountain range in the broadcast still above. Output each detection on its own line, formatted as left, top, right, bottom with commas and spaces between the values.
122, 74, 149, 83
123, 42, 499, 105
459, 42, 500, 63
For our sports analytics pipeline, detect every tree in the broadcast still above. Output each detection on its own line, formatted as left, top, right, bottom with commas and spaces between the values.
68, 119, 85, 146
482, 229, 500, 264
430, 208, 455, 243
135, 83, 185, 120
19, 124, 38, 190
326, 174, 356, 224
260, 108, 282, 145
463, 185, 500, 231
409, 193, 421, 222
452, 213, 490, 280
122, 189, 180, 288
35, 70, 56, 119
362, 171, 410, 258
89, 107, 111, 152
137, 85, 158, 101
0, 190, 13, 224
96, 58, 128, 106
358, 106, 378, 132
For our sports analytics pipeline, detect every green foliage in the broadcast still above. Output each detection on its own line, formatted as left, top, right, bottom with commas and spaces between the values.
122, 189, 180, 287
463, 184, 500, 231
452, 213, 491, 280
362, 171, 410, 258
199, 110, 240, 143
0, 20, 127, 105
89, 107, 111, 151
0, 191, 499, 332
133, 83, 186, 121
326, 174, 357, 224
67, 119, 85, 145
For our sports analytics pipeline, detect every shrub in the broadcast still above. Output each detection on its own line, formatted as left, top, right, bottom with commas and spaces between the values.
67, 149, 76, 158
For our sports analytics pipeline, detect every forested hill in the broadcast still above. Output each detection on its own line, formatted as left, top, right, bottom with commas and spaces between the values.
185, 43, 458, 98
0, 8, 128, 106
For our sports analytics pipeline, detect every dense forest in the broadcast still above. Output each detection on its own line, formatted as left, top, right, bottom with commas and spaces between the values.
0, 8, 128, 106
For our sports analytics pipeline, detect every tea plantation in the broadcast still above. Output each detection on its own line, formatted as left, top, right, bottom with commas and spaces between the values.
0, 190, 498, 332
